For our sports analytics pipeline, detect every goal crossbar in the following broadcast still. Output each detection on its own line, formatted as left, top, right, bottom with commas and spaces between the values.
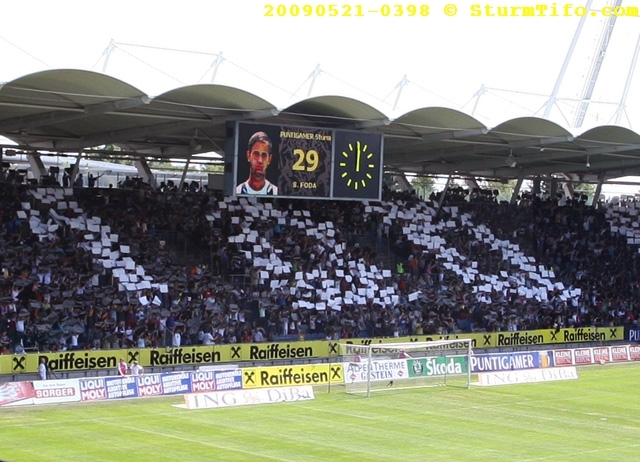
339, 340, 474, 397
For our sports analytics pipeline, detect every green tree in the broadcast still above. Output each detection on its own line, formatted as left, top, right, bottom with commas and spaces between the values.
411, 175, 436, 200
478, 180, 517, 202
573, 182, 596, 202
90, 144, 134, 165
197, 162, 224, 173
148, 161, 174, 170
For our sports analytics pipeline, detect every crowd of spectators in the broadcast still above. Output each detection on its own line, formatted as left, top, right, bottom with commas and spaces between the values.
0, 176, 639, 356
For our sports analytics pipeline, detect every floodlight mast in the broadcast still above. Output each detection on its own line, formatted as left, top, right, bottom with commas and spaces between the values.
307, 64, 322, 97
101, 39, 117, 73
393, 75, 409, 111
613, 31, 640, 126
573, 0, 623, 128
210, 53, 224, 84
470, 84, 486, 117
541, 0, 593, 119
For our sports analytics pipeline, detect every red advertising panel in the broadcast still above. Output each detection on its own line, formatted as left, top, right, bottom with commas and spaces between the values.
593, 347, 611, 363
629, 345, 640, 361
592, 347, 610, 363
553, 349, 573, 366
573, 348, 593, 365
0, 381, 35, 407
610, 346, 629, 362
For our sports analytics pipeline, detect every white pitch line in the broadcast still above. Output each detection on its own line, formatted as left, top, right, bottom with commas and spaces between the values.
517, 442, 640, 462
97, 419, 297, 462
298, 405, 376, 419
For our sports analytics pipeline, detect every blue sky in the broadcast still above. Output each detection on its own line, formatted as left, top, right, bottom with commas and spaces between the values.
1, 1, 639, 133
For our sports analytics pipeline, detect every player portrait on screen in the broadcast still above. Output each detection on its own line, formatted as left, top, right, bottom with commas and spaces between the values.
236, 131, 279, 195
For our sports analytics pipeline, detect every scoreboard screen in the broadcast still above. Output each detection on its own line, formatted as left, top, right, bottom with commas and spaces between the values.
229, 122, 383, 200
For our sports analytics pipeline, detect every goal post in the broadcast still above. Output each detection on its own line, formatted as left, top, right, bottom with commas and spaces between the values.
339, 340, 474, 397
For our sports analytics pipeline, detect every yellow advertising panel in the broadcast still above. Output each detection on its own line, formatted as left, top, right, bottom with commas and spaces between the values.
331, 327, 624, 352
224, 340, 330, 362
486, 327, 624, 348
331, 333, 487, 354
1, 341, 332, 375
0, 355, 13, 375
12, 349, 129, 374
138, 341, 330, 368
242, 363, 344, 388
139, 346, 219, 368
0, 327, 625, 375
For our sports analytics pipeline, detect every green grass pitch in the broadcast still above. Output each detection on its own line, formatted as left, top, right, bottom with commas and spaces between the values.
1, 363, 639, 461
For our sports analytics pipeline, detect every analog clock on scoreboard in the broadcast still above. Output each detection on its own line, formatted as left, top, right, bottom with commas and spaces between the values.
332, 130, 383, 200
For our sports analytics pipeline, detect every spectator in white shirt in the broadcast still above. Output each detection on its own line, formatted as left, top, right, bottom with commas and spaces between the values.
172, 329, 181, 347
202, 330, 214, 345
130, 360, 144, 375
38, 358, 47, 380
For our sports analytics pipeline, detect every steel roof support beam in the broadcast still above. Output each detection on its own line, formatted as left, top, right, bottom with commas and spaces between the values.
591, 174, 605, 207
508, 135, 574, 149
390, 135, 577, 166
0, 96, 151, 133
179, 157, 191, 191
515, 157, 640, 176
77, 108, 278, 149
437, 175, 452, 210
134, 159, 154, 186
70, 154, 82, 185
345, 119, 392, 130
421, 128, 489, 143
27, 153, 47, 180
585, 143, 640, 155
510, 174, 524, 205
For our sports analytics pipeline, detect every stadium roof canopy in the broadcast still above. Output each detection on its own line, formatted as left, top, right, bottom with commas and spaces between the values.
2, 69, 640, 183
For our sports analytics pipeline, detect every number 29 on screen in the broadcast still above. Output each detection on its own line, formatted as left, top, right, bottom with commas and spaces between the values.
292, 149, 319, 172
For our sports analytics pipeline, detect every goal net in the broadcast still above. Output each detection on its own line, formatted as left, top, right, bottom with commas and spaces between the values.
339, 340, 474, 397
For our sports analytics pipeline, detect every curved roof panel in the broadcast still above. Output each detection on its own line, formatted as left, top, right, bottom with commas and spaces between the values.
280, 96, 388, 127
2, 69, 640, 182
3, 69, 146, 107
577, 125, 640, 145
491, 117, 573, 140
153, 84, 276, 112
392, 107, 485, 133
